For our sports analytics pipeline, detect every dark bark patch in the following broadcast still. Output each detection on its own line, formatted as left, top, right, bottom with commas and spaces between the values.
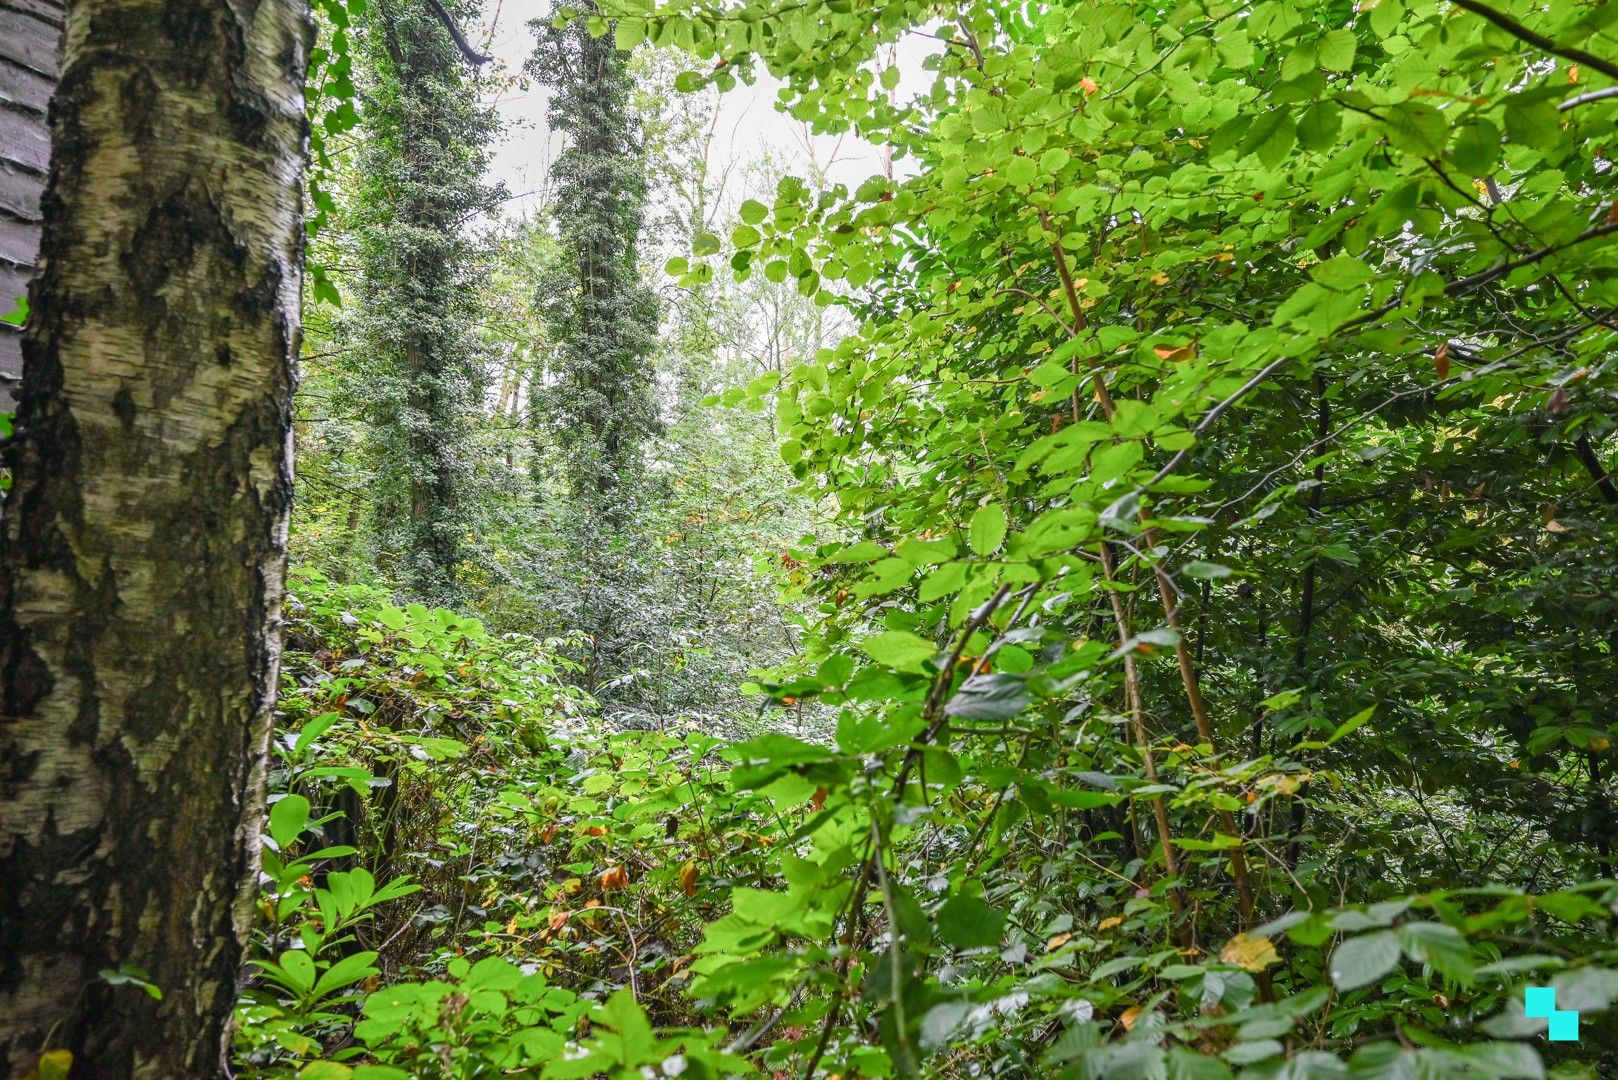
111, 384, 135, 428
159, 0, 243, 84
232, 259, 280, 320
118, 67, 160, 145
226, 86, 269, 143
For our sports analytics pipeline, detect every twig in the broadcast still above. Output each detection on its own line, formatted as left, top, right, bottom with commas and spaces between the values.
423, 0, 492, 64
1448, 0, 1618, 83
1099, 543, 1191, 936
1560, 86, 1618, 110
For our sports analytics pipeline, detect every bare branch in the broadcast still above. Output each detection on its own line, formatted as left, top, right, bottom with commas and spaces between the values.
424, 0, 491, 65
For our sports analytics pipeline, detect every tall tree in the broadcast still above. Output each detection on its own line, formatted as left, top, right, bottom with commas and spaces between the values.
528, 2, 658, 505
521, 7, 660, 701
0, 0, 311, 1072
353, 0, 498, 602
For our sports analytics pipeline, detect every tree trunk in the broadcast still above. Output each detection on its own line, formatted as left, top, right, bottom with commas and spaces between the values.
357, 0, 496, 602
0, 0, 311, 1072
0, 0, 64, 407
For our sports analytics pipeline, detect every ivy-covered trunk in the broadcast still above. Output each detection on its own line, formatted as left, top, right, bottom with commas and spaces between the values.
355, 0, 497, 603
0, 0, 311, 1072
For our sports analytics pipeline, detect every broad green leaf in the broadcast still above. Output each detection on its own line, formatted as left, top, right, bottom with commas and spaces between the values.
1330, 930, 1401, 990
944, 674, 1030, 720
937, 893, 1006, 948
1318, 28, 1356, 71
861, 630, 938, 673
969, 502, 1008, 556
269, 794, 311, 849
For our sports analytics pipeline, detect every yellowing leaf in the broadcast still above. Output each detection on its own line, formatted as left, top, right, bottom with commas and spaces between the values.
27, 1051, 74, 1080
1259, 773, 1303, 795
679, 861, 700, 897
1097, 916, 1124, 931
1221, 932, 1280, 972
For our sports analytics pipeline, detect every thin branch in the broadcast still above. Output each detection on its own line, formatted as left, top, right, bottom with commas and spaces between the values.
1560, 86, 1618, 110
1099, 542, 1191, 935
424, 0, 492, 64
1448, 0, 1618, 83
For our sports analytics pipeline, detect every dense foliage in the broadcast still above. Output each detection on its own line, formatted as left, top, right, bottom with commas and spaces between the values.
47, 0, 1611, 1073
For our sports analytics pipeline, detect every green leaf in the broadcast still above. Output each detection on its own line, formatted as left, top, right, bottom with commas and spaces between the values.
269, 794, 311, 849
936, 893, 1005, 948
1, 296, 27, 326
969, 503, 1008, 556
921, 1000, 973, 1051
1318, 28, 1356, 71
919, 561, 970, 602
1169, 1047, 1235, 1080
278, 949, 318, 994
298, 1064, 354, 1080
1551, 965, 1618, 1011
598, 986, 657, 1061
826, 540, 887, 563
612, 18, 643, 50
311, 950, 379, 999
311, 273, 342, 308
1383, 101, 1447, 156
1329, 930, 1401, 990
861, 630, 938, 673
1397, 921, 1473, 981
944, 674, 1030, 720
293, 712, 340, 757
99, 963, 164, 1001
1324, 706, 1375, 745
1444, 1042, 1544, 1079
1297, 101, 1341, 150
1451, 119, 1501, 178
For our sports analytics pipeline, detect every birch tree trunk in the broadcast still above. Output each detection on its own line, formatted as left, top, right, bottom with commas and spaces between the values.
0, 0, 311, 1072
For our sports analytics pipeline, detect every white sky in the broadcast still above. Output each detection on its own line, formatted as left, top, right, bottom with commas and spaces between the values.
468, 1, 936, 220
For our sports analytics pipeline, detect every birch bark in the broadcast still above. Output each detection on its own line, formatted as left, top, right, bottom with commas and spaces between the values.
0, 0, 311, 1072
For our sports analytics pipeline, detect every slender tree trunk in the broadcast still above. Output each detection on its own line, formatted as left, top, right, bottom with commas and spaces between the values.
1285, 377, 1329, 869
0, 0, 311, 1072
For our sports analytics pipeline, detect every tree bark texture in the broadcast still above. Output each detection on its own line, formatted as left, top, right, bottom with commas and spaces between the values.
0, 0, 311, 1072
0, 0, 64, 406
